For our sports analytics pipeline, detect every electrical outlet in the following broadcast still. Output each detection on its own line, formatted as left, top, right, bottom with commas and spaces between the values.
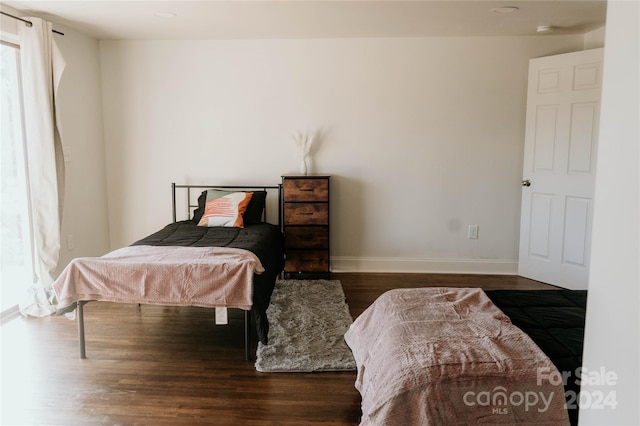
467, 225, 479, 239
67, 234, 74, 250
63, 145, 72, 163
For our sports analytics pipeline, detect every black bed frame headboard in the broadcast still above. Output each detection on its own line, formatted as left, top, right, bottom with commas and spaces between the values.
171, 183, 282, 226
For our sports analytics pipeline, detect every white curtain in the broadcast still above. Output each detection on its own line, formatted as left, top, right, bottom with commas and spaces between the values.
17, 18, 66, 317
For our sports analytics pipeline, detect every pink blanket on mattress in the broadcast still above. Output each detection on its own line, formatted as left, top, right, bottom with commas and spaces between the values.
53, 245, 264, 312
344, 287, 570, 425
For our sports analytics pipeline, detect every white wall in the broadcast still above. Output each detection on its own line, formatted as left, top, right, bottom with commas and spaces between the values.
580, 1, 640, 424
100, 35, 584, 273
0, 8, 19, 39
54, 23, 111, 272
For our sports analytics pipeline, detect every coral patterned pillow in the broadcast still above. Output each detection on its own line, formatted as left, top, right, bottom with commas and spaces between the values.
197, 190, 253, 228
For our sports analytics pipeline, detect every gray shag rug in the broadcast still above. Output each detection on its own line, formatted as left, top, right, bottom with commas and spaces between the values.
255, 279, 357, 373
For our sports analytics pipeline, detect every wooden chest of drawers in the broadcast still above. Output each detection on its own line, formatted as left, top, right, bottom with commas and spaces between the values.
282, 174, 330, 277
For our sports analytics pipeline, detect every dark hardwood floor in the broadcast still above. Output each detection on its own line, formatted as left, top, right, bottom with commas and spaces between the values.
1, 273, 557, 425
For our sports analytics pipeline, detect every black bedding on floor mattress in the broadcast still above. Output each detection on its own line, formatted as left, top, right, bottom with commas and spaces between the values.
486, 289, 587, 426
132, 220, 285, 345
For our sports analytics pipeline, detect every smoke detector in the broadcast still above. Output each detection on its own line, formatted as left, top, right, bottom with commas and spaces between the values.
490, 6, 519, 14
536, 25, 554, 34
154, 12, 177, 19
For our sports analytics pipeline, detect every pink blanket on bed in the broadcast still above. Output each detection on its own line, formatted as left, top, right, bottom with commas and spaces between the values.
344, 287, 570, 425
53, 245, 264, 312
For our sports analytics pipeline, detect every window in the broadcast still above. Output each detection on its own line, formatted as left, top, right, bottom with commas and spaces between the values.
1, 40, 33, 316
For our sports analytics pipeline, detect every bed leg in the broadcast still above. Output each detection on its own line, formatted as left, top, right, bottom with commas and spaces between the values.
78, 301, 87, 359
244, 310, 251, 361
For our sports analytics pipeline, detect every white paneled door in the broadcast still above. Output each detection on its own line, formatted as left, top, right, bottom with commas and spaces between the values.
518, 48, 603, 290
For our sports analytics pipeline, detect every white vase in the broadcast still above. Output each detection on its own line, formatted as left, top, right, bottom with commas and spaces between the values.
299, 157, 308, 175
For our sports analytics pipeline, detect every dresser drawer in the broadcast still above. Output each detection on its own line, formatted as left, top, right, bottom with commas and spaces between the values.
285, 250, 329, 272
283, 178, 329, 202
284, 203, 328, 225
285, 226, 328, 249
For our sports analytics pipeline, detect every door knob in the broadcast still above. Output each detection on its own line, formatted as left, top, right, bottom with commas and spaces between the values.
521, 179, 531, 187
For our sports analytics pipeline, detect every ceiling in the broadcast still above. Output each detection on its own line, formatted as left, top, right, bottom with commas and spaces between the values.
2, 1, 607, 40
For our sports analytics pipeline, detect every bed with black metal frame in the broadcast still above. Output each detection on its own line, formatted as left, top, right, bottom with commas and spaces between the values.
56, 183, 285, 361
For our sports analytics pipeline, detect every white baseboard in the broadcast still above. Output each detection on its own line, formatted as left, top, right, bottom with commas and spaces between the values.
331, 256, 518, 275
0, 305, 21, 326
